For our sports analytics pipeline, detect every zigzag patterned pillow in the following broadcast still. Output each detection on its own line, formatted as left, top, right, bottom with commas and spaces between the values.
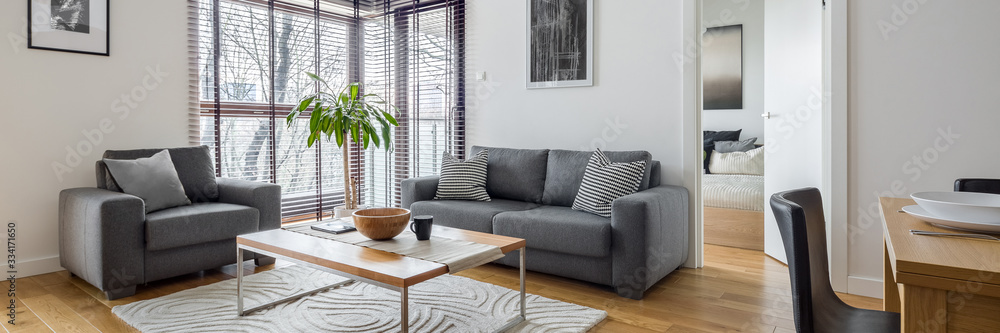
572, 149, 647, 218
434, 150, 491, 201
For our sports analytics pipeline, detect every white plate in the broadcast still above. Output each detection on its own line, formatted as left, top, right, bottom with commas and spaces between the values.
911, 191, 1000, 223
902, 205, 1000, 233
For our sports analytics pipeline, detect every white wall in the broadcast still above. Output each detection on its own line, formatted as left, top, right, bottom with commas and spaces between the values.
761, 0, 824, 264
846, 0, 1000, 297
465, 0, 686, 184
702, 0, 765, 141
465, 0, 694, 264
0, 1, 190, 276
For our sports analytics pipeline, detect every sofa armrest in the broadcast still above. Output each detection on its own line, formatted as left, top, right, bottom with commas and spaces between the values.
217, 178, 282, 231
59, 188, 146, 294
610, 185, 689, 299
401, 175, 440, 209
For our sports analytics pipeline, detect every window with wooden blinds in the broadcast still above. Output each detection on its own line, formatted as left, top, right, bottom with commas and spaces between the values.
190, 0, 465, 222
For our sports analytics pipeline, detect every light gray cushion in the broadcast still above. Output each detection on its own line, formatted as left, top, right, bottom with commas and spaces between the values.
409, 199, 540, 233
541, 149, 653, 207
144, 203, 259, 251
470, 146, 549, 203
104, 150, 192, 213
103, 146, 219, 203
714, 137, 758, 153
493, 206, 612, 257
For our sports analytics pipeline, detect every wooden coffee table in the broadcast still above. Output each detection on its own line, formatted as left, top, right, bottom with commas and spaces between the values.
235, 226, 527, 333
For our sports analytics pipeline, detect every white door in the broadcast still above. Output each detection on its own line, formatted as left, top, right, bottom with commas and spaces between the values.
761, 0, 825, 264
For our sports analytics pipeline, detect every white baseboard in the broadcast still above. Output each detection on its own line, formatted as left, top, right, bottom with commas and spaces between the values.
847, 275, 883, 299
15, 256, 63, 278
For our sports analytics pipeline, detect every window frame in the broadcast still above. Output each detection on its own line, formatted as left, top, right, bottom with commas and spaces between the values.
197, 0, 465, 222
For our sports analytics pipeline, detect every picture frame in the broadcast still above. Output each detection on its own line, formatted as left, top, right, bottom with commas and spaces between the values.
28, 0, 110, 56
526, 0, 594, 89
702, 24, 743, 110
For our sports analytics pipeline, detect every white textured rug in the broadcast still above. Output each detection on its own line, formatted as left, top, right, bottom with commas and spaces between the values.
112, 265, 606, 332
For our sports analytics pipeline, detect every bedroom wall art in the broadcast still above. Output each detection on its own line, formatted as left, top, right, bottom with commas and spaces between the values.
703, 24, 743, 109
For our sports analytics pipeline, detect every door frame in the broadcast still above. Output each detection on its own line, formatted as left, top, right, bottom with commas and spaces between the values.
682, 0, 848, 293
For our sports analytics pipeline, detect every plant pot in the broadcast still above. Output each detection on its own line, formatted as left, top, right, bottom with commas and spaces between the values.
352, 208, 411, 240
334, 205, 367, 219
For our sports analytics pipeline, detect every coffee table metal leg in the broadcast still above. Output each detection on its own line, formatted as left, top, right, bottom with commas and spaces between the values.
494, 248, 527, 332
401, 287, 409, 333
520, 247, 526, 318
237, 248, 244, 316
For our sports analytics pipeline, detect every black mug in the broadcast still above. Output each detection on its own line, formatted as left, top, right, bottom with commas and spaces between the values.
410, 216, 433, 241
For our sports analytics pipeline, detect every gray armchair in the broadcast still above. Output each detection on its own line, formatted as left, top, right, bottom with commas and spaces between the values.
59, 146, 281, 300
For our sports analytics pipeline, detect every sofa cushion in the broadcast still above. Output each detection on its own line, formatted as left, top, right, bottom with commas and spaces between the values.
410, 199, 539, 233
104, 150, 192, 213
145, 203, 259, 251
541, 149, 653, 207
715, 137, 757, 153
709, 146, 764, 175
104, 146, 219, 203
471, 146, 549, 203
434, 150, 490, 201
572, 149, 647, 218
493, 206, 612, 258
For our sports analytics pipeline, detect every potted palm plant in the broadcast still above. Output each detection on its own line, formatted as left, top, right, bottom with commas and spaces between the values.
287, 73, 398, 219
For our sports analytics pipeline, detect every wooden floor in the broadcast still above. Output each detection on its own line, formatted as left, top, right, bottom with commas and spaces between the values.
3, 244, 880, 332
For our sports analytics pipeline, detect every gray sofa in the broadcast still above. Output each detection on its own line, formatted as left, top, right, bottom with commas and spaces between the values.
59, 146, 281, 300
401, 146, 689, 299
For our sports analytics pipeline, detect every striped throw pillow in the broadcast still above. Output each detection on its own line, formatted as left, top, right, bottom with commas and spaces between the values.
708, 146, 764, 175
434, 150, 491, 201
572, 149, 647, 218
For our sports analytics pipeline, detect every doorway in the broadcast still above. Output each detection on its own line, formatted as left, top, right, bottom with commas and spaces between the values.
691, 0, 848, 293
699, 0, 767, 253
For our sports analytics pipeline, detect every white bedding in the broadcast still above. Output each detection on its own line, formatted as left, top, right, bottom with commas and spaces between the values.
703, 174, 765, 211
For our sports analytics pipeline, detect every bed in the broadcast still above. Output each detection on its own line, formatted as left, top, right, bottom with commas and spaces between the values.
703, 174, 765, 251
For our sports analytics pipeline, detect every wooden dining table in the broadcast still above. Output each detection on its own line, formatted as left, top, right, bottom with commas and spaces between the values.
881, 197, 1000, 332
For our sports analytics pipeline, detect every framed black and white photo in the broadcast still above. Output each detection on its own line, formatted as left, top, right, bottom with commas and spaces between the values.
527, 0, 593, 89
702, 24, 743, 110
28, 0, 110, 56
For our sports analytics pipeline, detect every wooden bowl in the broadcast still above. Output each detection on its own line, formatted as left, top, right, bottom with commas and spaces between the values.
352, 208, 411, 240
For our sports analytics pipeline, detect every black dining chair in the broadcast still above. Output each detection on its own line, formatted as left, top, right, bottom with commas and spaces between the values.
770, 188, 900, 333
955, 178, 1000, 194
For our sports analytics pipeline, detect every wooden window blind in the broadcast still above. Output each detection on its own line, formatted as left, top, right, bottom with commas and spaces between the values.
190, 0, 465, 222
362, 0, 466, 207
